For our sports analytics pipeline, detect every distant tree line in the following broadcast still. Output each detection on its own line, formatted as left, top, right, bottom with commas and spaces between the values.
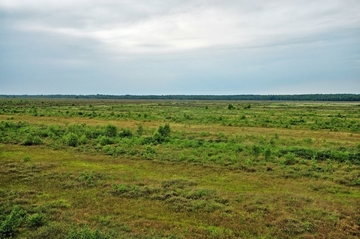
0, 94, 359, 101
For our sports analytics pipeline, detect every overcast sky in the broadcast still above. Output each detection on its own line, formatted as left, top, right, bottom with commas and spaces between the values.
1, 0, 359, 95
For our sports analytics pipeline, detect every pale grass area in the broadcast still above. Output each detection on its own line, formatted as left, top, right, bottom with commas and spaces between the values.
1, 143, 359, 238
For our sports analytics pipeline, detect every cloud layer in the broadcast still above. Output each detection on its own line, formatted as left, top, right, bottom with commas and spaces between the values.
1, 0, 359, 94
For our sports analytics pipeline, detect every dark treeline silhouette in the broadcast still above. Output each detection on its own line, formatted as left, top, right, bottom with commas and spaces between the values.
0, 94, 359, 101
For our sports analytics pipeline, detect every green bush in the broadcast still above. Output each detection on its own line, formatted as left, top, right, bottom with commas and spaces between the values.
27, 213, 46, 228
251, 145, 261, 158
142, 145, 156, 159
66, 124, 87, 135
228, 104, 235, 110
114, 146, 126, 156
102, 145, 114, 155
78, 171, 95, 187
145, 145, 156, 154
158, 124, 171, 138
23, 134, 43, 146
63, 133, 79, 147
78, 134, 88, 145
98, 136, 113, 146
136, 124, 144, 136
264, 148, 272, 161
119, 129, 132, 138
47, 125, 63, 138
283, 153, 297, 165
0, 205, 27, 238
279, 147, 315, 160
85, 127, 103, 139
104, 124, 118, 137
152, 132, 163, 144
151, 124, 171, 144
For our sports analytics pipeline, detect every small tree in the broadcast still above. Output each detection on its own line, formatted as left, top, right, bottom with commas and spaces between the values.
158, 124, 171, 138
152, 124, 171, 144
228, 104, 235, 110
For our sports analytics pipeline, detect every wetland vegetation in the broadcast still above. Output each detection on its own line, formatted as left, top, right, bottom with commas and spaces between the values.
0, 98, 359, 238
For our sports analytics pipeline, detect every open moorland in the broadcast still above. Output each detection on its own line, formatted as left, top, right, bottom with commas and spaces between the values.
0, 99, 359, 238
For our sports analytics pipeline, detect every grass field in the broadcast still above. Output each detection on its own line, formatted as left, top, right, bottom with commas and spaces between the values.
0, 99, 359, 238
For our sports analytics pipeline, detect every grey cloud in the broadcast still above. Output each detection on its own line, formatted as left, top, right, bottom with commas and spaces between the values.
0, 0, 359, 94
2, 0, 359, 55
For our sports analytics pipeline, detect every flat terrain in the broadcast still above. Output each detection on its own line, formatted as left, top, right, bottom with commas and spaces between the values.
0, 99, 359, 238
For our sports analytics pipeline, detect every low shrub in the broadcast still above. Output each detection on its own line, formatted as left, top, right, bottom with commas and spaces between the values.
23, 134, 43, 146
102, 145, 114, 155
66, 226, 109, 239
283, 153, 297, 165
104, 124, 118, 137
78, 134, 88, 145
264, 148, 272, 161
27, 213, 46, 228
136, 124, 144, 136
119, 129, 133, 138
158, 124, 171, 138
63, 133, 79, 147
98, 136, 113, 146
0, 205, 27, 238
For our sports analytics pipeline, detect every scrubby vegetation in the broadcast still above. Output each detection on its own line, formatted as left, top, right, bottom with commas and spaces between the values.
0, 99, 359, 238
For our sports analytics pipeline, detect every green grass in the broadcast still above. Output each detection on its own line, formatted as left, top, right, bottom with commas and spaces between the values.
0, 99, 359, 238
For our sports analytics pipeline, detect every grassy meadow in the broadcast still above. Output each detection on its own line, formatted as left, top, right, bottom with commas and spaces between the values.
0, 99, 359, 238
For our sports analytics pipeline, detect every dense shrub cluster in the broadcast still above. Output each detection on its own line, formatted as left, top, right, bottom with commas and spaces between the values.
0, 206, 48, 238
0, 206, 27, 238
2, 120, 359, 167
